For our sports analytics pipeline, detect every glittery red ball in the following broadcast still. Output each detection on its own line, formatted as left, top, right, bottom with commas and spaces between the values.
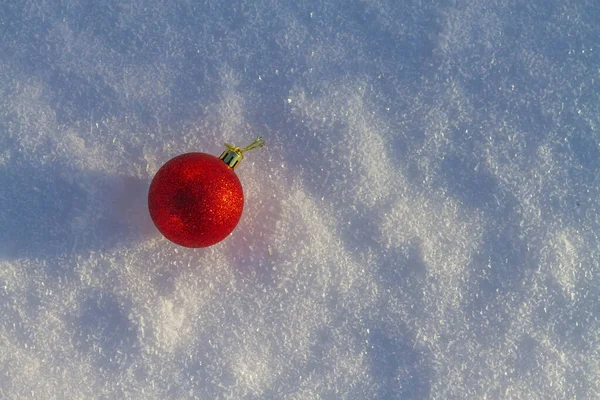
148, 153, 244, 248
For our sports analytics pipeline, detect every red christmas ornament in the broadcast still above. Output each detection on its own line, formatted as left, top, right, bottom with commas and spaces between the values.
148, 137, 265, 248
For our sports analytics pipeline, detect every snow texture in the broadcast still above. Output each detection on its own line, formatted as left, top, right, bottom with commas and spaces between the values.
0, 1, 599, 399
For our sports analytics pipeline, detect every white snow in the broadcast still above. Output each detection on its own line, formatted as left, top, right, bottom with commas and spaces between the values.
0, 1, 598, 399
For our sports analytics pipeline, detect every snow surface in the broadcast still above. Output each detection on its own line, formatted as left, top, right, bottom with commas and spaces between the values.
0, 1, 599, 399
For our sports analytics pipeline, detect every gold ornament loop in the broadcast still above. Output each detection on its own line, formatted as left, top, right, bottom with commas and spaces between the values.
219, 136, 266, 169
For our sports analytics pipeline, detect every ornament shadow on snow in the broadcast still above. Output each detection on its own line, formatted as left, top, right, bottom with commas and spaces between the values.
148, 137, 266, 248
0, 160, 153, 264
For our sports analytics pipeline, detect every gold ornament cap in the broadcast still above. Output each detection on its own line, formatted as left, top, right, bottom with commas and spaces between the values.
219, 136, 266, 169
